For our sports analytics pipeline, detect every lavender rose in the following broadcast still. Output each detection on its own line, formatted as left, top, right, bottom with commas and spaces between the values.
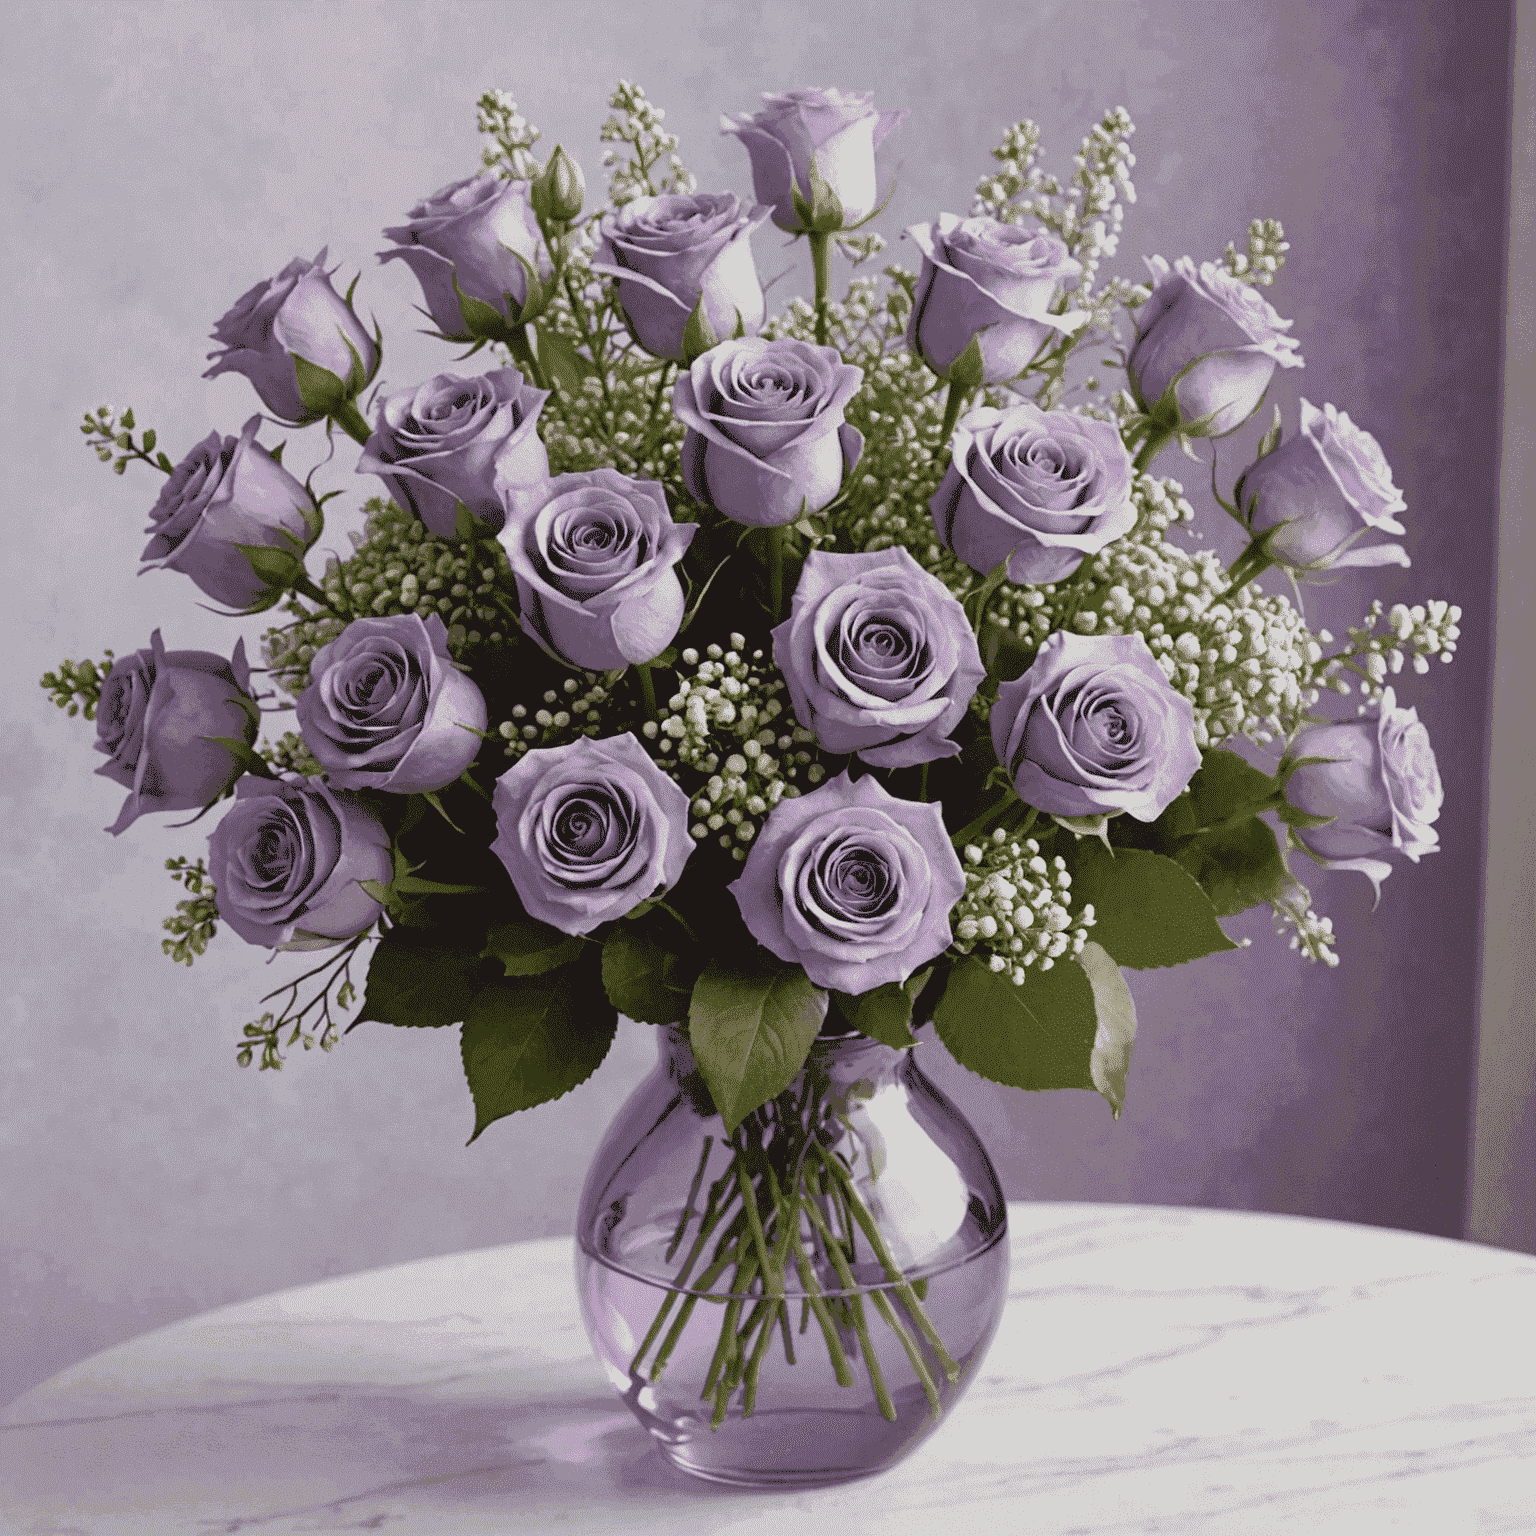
204, 250, 378, 425
905, 216, 1088, 384
931, 402, 1137, 585
295, 613, 487, 794
1236, 398, 1409, 574
673, 337, 864, 528
94, 631, 259, 836
379, 173, 549, 342
722, 88, 908, 234
498, 470, 696, 670
730, 771, 964, 995
207, 777, 391, 951
772, 548, 985, 768
490, 734, 693, 935
1285, 687, 1441, 893
591, 193, 771, 362
140, 416, 317, 612
356, 368, 549, 539
991, 631, 1200, 821
1128, 255, 1302, 438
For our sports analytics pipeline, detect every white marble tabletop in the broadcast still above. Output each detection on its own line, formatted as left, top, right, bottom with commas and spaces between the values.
3, 1203, 1533, 1535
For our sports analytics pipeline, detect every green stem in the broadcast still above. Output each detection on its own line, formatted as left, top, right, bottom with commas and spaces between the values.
1131, 422, 1174, 474
950, 794, 1016, 850
1225, 537, 1276, 594
766, 523, 786, 622
918, 762, 930, 804
809, 231, 832, 346
292, 574, 334, 611
331, 399, 372, 448
637, 663, 658, 721
507, 324, 550, 393
937, 381, 970, 458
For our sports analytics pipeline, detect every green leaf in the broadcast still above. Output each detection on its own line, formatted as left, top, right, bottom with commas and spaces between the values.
120, 408, 135, 430
461, 973, 617, 1141
536, 324, 591, 395
1068, 842, 1238, 969
483, 913, 586, 977
142, 428, 156, 453
1175, 815, 1294, 917
932, 955, 1097, 1091
1185, 750, 1281, 828
689, 960, 827, 1131
832, 968, 932, 1049
357, 925, 491, 1028
155, 452, 174, 473
1078, 941, 1138, 1117
292, 353, 350, 417
601, 929, 697, 1024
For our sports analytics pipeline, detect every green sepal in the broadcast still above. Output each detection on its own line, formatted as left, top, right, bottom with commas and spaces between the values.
232, 530, 311, 607
932, 954, 1098, 1092
964, 553, 1016, 637
1068, 842, 1238, 969
832, 966, 933, 1049
1255, 403, 1284, 461
461, 970, 617, 1142
483, 913, 586, 977
452, 501, 484, 544
420, 789, 463, 834
506, 248, 551, 324
944, 333, 987, 394
788, 153, 848, 234
1052, 812, 1115, 848
204, 736, 274, 779
355, 924, 494, 1029
681, 295, 723, 364
292, 353, 352, 419
601, 928, 698, 1025
450, 268, 518, 343
535, 324, 592, 396
688, 959, 827, 1132
1077, 940, 1138, 1117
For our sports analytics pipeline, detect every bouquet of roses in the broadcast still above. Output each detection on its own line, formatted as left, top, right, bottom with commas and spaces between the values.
44, 81, 1456, 1432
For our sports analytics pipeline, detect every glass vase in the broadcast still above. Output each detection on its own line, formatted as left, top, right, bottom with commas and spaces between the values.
574, 1023, 1009, 1488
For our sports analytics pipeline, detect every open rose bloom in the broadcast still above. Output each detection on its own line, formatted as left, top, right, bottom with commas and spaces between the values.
50, 85, 1465, 1462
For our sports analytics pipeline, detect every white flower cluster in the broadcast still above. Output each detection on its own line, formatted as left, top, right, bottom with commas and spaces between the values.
1223, 218, 1290, 289
986, 476, 1322, 747
600, 80, 696, 206
643, 638, 822, 861
1271, 885, 1339, 967
951, 829, 1095, 983
495, 677, 610, 762
476, 89, 542, 181
1310, 599, 1461, 713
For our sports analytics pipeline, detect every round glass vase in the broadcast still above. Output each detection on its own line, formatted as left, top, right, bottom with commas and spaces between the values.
575, 1023, 1009, 1488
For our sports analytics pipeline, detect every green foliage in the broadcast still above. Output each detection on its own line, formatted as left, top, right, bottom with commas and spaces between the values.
830, 968, 933, 1049
237, 936, 368, 1069
1078, 941, 1137, 1116
688, 960, 827, 1132
601, 928, 697, 1024
356, 924, 492, 1028
933, 953, 1098, 1093
39, 652, 115, 720
461, 972, 617, 1141
161, 857, 218, 966
1067, 843, 1238, 969
485, 913, 586, 977
79, 403, 173, 475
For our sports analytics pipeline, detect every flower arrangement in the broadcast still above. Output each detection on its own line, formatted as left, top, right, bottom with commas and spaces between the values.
45, 81, 1458, 1434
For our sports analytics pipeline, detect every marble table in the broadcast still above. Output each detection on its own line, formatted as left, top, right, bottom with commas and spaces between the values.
3, 1203, 1534, 1534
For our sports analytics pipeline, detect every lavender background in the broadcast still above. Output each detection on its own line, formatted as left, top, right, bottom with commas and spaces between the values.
0, 0, 1516, 1408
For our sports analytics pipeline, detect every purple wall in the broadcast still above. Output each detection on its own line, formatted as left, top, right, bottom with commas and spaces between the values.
1, 0, 1513, 1408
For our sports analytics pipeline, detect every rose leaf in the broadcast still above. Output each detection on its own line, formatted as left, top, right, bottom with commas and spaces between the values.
601, 929, 698, 1025
932, 956, 1097, 1092
1184, 749, 1283, 828
1068, 843, 1239, 969
1078, 941, 1138, 1118
1174, 815, 1295, 918
689, 960, 828, 1133
832, 968, 933, 1049
355, 925, 494, 1029
483, 914, 586, 978
461, 974, 617, 1142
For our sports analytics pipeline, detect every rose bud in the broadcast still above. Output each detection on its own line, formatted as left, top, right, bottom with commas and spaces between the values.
94, 631, 259, 835
139, 416, 319, 612
379, 173, 550, 342
672, 337, 864, 528
1127, 255, 1302, 438
295, 613, 487, 794
905, 216, 1088, 385
355, 368, 550, 540
204, 250, 379, 426
721, 87, 908, 234
1285, 687, 1442, 895
931, 401, 1137, 585
729, 771, 965, 995
590, 193, 771, 363
1235, 398, 1409, 575
530, 145, 586, 225
773, 548, 984, 767
207, 777, 392, 951
498, 469, 696, 670
991, 631, 1201, 822
490, 734, 694, 936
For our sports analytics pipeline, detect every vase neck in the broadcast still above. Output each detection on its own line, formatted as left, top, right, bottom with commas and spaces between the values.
657, 1023, 906, 1097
